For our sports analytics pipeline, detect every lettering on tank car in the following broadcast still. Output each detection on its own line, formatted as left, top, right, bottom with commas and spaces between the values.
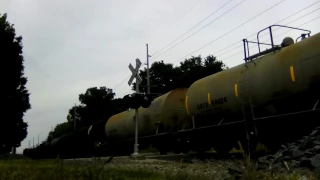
196, 97, 228, 110
211, 97, 227, 106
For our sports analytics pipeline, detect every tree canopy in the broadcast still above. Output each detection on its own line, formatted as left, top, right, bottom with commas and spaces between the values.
46, 86, 126, 142
131, 55, 227, 94
46, 122, 73, 142
66, 87, 127, 127
0, 13, 31, 153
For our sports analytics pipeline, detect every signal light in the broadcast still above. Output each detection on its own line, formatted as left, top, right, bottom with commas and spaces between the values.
123, 93, 153, 109
141, 95, 152, 108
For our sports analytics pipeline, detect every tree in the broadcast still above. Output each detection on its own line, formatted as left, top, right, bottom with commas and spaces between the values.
66, 105, 85, 128
44, 86, 127, 145
46, 122, 74, 142
178, 55, 226, 87
132, 61, 181, 95
131, 55, 227, 95
66, 87, 126, 127
0, 13, 31, 153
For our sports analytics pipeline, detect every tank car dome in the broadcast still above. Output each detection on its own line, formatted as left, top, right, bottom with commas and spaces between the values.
281, 37, 294, 47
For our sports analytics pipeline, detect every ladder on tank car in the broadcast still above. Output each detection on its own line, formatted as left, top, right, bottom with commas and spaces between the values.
238, 24, 311, 154
242, 24, 311, 62
239, 66, 258, 156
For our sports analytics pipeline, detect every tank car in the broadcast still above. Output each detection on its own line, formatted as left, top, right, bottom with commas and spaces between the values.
104, 88, 192, 155
184, 25, 320, 152
25, 25, 320, 159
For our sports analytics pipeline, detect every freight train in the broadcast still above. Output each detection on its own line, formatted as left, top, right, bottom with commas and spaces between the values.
24, 25, 320, 159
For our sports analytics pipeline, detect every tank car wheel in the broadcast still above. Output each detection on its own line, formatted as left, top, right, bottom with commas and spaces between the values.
192, 143, 212, 154
159, 150, 168, 155
176, 139, 191, 154
172, 147, 188, 154
213, 144, 233, 154
157, 147, 168, 155
237, 137, 259, 156
213, 139, 236, 154
172, 144, 182, 154
155, 144, 169, 155
181, 141, 191, 154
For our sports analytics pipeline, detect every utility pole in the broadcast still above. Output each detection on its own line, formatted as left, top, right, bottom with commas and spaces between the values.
146, 44, 151, 94
38, 134, 39, 146
74, 104, 76, 131
33, 138, 34, 148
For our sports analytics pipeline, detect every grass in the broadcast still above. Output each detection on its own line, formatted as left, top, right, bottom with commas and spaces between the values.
0, 154, 320, 180
0, 157, 211, 180
0, 158, 161, 180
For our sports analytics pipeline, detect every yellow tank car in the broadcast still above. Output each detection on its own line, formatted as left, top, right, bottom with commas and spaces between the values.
105, 88, 192, 141
184, 26, 320, 152
186, 32, 320, 123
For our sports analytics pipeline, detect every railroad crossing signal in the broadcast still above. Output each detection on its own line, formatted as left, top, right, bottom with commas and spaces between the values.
128, 58, 142, 86
128, 58, 142, 157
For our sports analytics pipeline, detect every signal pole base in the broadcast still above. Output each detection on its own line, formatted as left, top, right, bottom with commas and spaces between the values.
131, 144, 145, 159
132, 143, 139, 156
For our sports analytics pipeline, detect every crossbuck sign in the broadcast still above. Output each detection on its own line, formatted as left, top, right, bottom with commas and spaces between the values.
128, 58, 142, 86
128, 58, 142, 156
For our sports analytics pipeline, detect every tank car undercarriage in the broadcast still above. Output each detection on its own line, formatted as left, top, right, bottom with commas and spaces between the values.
103, 102, 320, 157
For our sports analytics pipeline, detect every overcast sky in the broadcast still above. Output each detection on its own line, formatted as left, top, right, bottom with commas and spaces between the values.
0, 0, 319, 153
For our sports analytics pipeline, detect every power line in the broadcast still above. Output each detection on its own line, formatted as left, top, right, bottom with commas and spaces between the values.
124, 89, 133, 95
150, 0, 248, 62
151, 0, 235, 57
220, 15, 320, 62
171, 0, 286, 64
113, 0, 318, 92
259, 6, 320, 38
212, 0, 320, 57
112, 74, 131, 90
111, 1, 214, 93
216, 6, 320, 57
219, 49, 244, 62
269, 15, 320, 41
220, 8, 320, 59
166, 0, 207, 30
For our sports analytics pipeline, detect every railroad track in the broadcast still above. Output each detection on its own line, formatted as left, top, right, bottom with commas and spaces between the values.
65, 151, 270, 164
